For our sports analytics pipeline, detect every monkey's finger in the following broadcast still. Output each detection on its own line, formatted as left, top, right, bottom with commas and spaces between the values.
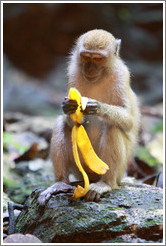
94, 192, 101, 202
62, 99, 78, 106
81, 105, 97, 112
62, 100, 78, 114
85, 190, 101, 202
63, 103, 78, 110
87, 102, 98, 107
82, 103, 97, 109
82, 108, 98, 115
86, 102, 98, 109
63, 104, 78, 110
81, 100, 98, 115
63, 107, 78, 115
68, 109, 79, 114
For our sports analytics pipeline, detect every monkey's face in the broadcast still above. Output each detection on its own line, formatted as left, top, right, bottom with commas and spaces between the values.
80, 52, 106, 82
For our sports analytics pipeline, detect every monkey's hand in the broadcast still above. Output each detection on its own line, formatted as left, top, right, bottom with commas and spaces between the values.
85, 181, 112, 202
62, 97, 78, 115
82, 98, 99, 115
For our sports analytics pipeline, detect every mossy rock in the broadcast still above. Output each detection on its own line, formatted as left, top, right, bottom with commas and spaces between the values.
15, 179, 163, 243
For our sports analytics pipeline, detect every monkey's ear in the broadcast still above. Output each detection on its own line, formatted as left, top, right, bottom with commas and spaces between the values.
115, 39, 121, 56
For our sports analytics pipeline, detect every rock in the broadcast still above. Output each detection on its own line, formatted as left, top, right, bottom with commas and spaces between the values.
15, 179, 163, 243
3, 233, 42, 243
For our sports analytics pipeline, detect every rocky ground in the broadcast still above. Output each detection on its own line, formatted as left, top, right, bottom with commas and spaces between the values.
14, 179, 163, 243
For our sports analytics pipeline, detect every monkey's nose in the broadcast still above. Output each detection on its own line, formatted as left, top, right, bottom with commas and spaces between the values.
89, 69, 95, 75
86, 63, 95, 75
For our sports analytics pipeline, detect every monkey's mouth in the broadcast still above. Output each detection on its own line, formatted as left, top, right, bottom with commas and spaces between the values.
83, 74, 99, 82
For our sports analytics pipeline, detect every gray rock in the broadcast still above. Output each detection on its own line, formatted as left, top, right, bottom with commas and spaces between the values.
15, 179, 163, 243
3, 233, 42, 243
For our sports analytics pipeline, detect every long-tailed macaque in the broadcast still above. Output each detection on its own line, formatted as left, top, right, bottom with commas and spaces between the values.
38, 29, 140, 204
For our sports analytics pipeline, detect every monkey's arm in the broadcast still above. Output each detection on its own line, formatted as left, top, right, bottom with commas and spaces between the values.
98, 103, 133, 131
83, 98, 133, 132
63, 96, 133, 132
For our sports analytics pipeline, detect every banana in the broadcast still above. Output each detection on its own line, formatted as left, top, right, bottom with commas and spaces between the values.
72, 125, 89, 200
76, 125, 109, 175
68, 88, 83, 124
68, 87, 109, 200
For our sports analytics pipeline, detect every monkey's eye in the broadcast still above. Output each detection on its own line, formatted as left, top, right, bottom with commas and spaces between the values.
94, 57, 102, 61
93, 57, 104, 63
81, 55, 90, 63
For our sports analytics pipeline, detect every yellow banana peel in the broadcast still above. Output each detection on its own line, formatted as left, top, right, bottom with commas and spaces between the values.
71, 125, 89, 201
68, 88, 83, 124
76, 125, 109, 175
69, 87, 109, 200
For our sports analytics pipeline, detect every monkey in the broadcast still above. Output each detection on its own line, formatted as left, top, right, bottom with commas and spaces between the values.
38, 29, 140, 204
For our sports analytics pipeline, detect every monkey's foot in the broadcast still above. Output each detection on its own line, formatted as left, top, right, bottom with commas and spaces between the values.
85, 181, 112, 202
38, 182, 74, 206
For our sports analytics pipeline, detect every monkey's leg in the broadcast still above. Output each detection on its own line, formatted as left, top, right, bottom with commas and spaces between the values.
38, 116, 74, 206
85, 127, 128, 202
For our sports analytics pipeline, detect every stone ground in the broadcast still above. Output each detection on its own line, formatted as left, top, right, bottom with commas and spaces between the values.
15, 178, 163, 243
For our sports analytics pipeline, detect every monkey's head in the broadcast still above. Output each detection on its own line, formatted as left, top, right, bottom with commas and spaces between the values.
76, 29, 121, 83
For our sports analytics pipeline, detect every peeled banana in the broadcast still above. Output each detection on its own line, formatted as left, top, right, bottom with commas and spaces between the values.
68, 87, 109, 200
